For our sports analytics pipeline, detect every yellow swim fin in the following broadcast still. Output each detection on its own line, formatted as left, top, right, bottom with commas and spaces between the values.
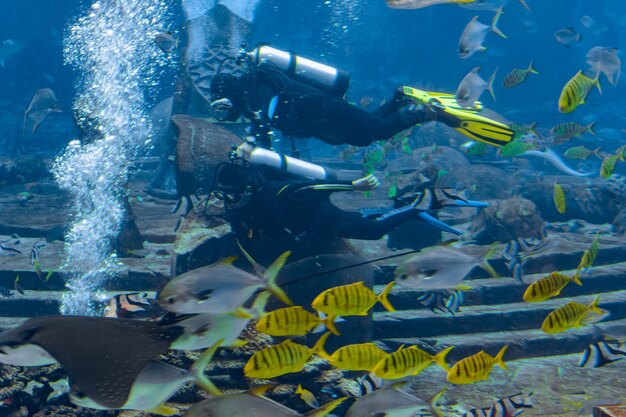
402, 86, 514, 147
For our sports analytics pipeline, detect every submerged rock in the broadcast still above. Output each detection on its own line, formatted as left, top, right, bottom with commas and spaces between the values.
470, 197, 545, 244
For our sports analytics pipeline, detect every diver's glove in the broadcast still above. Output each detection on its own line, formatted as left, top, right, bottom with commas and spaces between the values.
352, 174, 380, 192
235, 137, 256, 159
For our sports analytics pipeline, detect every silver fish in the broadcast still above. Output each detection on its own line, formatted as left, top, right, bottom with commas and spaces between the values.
70, 340, 221, 413
346, 383, 445, 417
23, 88, 61, 133
184, 390, 346, 417
165, 292, 270, 350
155, 31, 177, 53
458, 8, 506, 59
554, 27, 581, 47
519, 149, 594, 177
394, 245, 497, 290
456, 67, 498, 108
586, 46, 621, 86
158, 252, 292, 314
387, 0, 478, 9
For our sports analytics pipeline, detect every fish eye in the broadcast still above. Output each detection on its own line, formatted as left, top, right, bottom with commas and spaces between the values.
165, 296, 175, 305
399, 274, 408, 280
75, 391, 86, 399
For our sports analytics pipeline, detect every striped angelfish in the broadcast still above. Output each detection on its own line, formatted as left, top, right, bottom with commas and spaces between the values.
558, 70, 602, 114
463, 407, 491, 417
502, 61, 539, 88
488, 392, 533, 417
579, 340, 626, 368
357, 372, 383, 397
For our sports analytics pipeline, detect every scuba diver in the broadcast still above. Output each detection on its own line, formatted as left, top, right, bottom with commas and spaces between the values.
209, 45, 515, 149
211, 160, 488, 246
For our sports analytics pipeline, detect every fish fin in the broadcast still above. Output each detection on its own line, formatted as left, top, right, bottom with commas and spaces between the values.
251, 291, 271, 318
586, 122, 596, 135
494, 345, 509, 370
517, 0, 531, 10
229, 339, 248, 347
264, 251, 293, 306
455, 283, 473, 291
427, 386, 448, 417
193, 338, 224, 396
249, 385, 275, 397
311, 331, 332, 359
321, 314, 341, 336
594, 73, 603, 94
231, 307, 254, 319
433, 346, 454, 371
148, 404, 178, 416
528, 60, 539, 74
296, 384, 304, 395
377, 281, 396, 312
303, 397, 347, 417
572, 273, 583, 286
480, 243, 499, 278
487, 68, 498, 102
491, 7, 507, 39
218, 255, 238, 266
589, 295, 603, 314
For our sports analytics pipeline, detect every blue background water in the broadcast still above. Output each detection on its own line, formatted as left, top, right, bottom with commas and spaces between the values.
1, 0, 624, 145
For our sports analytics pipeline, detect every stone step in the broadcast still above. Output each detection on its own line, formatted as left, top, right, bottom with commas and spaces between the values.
372, 290, 626, 340
376, 261, 626, 312
379, 317, 626, 363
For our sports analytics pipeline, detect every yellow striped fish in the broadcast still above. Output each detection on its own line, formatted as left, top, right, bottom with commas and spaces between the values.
256, 306, 340, 336
502, 61, 539, 88
318, 342, 389, 371
553, 183, 566, 214
523, 272, 582, 303
372, 345, 454, 379
558, 70, 602, 113
447, 346, 508, 384
295, 384, 319, 408
541, 295, 608, 334
243, 332, 330, 379
600, 153, 619, 179
311, 281, 395, 317
576, 231, 600, 275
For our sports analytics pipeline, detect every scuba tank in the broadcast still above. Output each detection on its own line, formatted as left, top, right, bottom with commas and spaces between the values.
236, 139, 337, 180
243, 45, 350, 97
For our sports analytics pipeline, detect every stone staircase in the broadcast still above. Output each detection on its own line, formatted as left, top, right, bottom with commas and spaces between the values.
372, 237, 626, 364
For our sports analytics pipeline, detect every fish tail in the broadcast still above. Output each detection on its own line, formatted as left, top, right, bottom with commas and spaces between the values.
251, 291, 271, 319
296, 384, 304, 395
303, 397, 347, 417
571, 272, 583, 286
377, 281, 396, 312
589, 295, 603, 314
586, 122, 596, 135
264, 251, 293, 306
481, 243, 499, 278
495, 345, 509, 370
528, 60, 539, 74
311, 331, 332, 360
491, 6, 507, 39
427, 386, 448, 417
593, 147, 603, 159
593, 72, 603, 94
433, 346, 454, 371
322, 314, 341, 336
528, 121, 538, 134
487, 68, 498, 102
193, 338, 223, 396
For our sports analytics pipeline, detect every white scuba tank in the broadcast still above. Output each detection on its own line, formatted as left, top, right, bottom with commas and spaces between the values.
245, 45, 350, 96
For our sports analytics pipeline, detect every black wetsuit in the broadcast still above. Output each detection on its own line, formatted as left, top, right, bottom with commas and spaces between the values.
236, 63, 423, 148
224, 178, 416, 242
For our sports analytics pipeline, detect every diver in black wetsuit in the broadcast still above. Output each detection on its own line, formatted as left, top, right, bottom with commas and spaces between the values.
209, 45, 438, 149
212, 162, 480, 245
